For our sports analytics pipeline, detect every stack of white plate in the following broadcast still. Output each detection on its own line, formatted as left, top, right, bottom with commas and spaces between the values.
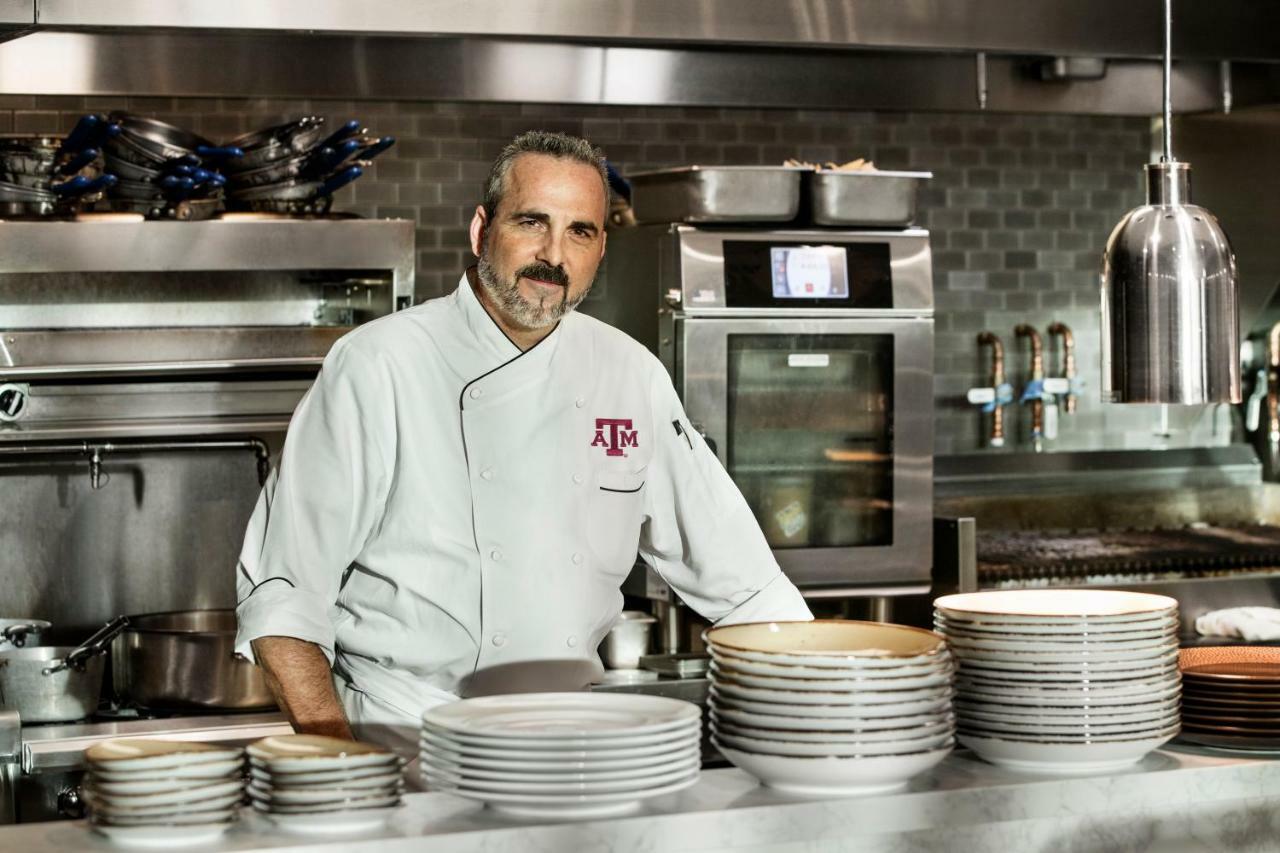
934, 589, 1181, 774
705, 620, 955, 796
419, 692, 701, 818
247, 734, 403, 834
84, 739, 246, 848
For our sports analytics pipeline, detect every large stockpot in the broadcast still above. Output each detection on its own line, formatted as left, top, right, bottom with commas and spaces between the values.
0, 647, 104, 723
112, 609, 277, 711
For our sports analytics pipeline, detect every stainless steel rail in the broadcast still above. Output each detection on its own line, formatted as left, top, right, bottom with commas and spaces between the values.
0, 437, 272, 488
0, 358, 324, 382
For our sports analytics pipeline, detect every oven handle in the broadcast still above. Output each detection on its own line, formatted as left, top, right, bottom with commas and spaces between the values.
0, 356, 325, 381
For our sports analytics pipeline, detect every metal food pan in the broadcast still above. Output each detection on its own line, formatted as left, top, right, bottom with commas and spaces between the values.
629, 165, 806, 224
808, 169, 932, 226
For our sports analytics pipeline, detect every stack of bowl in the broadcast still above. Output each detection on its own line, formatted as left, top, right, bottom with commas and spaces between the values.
934, 590, 1181, 773
83, 739, 246, 848
705, 620, 955, 796
1178, 646, 1280, 751
247, 734, 403, 834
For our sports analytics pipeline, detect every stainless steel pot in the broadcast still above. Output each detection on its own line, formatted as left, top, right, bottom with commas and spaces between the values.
0, 646, 104, 723
112, 609, 277, 710
0, 618, 51, 650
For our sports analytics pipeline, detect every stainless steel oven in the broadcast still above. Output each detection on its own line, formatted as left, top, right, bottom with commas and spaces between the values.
592, 224, 934, 594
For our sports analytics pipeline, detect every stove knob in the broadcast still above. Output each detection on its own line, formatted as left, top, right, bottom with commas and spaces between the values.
57, 786, 85, 819
0, 383, 27, 422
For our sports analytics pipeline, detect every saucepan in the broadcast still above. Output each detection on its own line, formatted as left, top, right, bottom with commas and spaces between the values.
112, 609, 277, 710
0, 618, 51, 650
0, 617, 129, 723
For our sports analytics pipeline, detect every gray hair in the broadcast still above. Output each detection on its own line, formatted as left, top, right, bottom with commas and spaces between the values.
481, 130, 609, 222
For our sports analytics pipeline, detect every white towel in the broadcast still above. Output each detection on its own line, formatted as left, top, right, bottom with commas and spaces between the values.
1195, 607, 1280, 642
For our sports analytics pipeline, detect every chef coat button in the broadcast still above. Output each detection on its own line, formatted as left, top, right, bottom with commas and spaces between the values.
469, 387, 484, 400
571, 552, 584, 565
491, 633, 507, 647
490, 548, 503, 562
575, 397, 585, 408
480, 467, 493, 481
572, 473, 584, 485
566, 635, 578, 648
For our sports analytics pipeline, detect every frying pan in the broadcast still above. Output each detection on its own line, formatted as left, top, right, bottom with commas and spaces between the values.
222, 116, 330, 171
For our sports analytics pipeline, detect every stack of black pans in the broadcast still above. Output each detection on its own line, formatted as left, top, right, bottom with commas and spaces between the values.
221, 117, 394, 215
0, 115, 120, 218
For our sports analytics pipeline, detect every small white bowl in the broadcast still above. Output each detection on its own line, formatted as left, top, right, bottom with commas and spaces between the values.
83, 778, 243, 808
704, 620, 946, 668
934, 590, 1177, 622
716, 741, 951, 796
958, 726, 1177, 773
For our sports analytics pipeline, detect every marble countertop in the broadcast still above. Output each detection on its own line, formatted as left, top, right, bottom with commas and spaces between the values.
6, 744, 1280, 853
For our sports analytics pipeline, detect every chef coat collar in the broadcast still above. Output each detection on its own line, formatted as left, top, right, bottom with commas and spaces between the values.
448, 271, 567, 389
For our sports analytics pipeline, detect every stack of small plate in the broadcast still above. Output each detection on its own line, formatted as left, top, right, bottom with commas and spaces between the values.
1179, 646, 1280, 751
247, 734, 403, 834
705, 620, 955, 796
934, 589, 1181, 774
84, 739, 246, 848
419, 693, 701, 818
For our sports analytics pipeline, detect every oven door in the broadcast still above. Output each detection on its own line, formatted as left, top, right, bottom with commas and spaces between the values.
675, 315, 932, 592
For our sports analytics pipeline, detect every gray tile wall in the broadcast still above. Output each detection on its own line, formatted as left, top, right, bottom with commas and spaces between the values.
2, 95, 1232, 455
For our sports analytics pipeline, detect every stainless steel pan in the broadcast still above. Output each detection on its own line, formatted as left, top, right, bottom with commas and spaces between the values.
0, 618, 51, 650
112, 609, 277, 710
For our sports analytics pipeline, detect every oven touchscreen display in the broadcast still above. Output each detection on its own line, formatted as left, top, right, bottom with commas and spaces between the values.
722, 240, 893, 309
770, 246, 848, 299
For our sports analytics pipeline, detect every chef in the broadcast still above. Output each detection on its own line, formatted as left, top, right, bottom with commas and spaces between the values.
234, 130, 813, 753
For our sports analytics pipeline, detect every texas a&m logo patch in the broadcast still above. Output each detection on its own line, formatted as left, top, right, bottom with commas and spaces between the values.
592, 418, 638, 457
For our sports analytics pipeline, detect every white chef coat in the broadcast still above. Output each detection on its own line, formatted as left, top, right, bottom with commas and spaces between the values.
234, 273, 812, 740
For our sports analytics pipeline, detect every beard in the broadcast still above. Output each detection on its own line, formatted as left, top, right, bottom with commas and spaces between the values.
476, 248, 591, 330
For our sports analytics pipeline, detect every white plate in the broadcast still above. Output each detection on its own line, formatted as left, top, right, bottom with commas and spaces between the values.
955, 697, 1180, 721
949, 642, 1179, 664
88, 791, 244, 818
90, 809, 237, 827
249, 781, 402, 804
420, 727, 700, 761
84, 778, 243, 808
248, 735, 397, 773
418, 739, 701, 772
958, 712, 1180, 737
712, 727, 954, 758
422, 692, 700, 739
953, 653, 1179, 673
250, 765, 402, 788
958, 727, 1178, 773
422, 760, 696, 794
956, 681, 1180, 708
261, 804, 400, 834
91, 822, 233, 848
709, 685, 951, 719
422, 717, 701, 751
709, 660, 952, 692
955, 674, 1179, 699
934, 590, 1178, 621
715, 741, 951, 796
710, 702, 952, 732
958, 720, 1181, 743
419, 753, 700, 783
86, 740, 243, 772
944, 633, 1178, 653
430, 770, 698, 818
937, 622, 1177, 643
708, 644, 946, 671
711, 713, 954, 744
955, 662, 1178, 684
934, 615, 1177, 636
87, 758, 245, 783
712, 677, 953, 707
89, 772, 241, 795
708, 648, 951, 680
252, 792, 400, 813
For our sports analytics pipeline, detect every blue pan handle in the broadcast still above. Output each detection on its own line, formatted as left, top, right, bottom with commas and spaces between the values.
163, 155, 201, 173
318, 164, 363, 197
58, 114, 101, 156
55, 147, 99, 177
358, 136, 396, 162
50, 173, 117, 197
315, 119, 362, 153
195, 145, 244, 161
310, 139, 361, 173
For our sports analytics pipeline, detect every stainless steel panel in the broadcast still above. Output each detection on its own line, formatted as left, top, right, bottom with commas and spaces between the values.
0, 329, 347, 369
629, 167, 805, 224
0, 0, 27, 25
678, 316, 933, 588
30, 0, 1280, 60
809, 170, 930, 227
672, 227, 934, 314
0, 31, 1259, 115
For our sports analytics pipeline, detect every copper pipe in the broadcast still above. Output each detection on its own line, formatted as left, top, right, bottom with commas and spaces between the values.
1268, 321, 1280, 440
1015, 324, 1044, 442
977, 332, 1006, 447
1047, 321, 1077, 413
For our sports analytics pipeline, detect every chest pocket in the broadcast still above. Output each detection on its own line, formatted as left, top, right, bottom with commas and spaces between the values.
588, 468, 647, 574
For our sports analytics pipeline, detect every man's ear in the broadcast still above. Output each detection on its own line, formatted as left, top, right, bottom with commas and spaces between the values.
599, 228, 607, 260
469, 205, 487, 257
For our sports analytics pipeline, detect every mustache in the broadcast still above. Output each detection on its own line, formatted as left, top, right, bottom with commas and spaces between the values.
516, 262, 569, 288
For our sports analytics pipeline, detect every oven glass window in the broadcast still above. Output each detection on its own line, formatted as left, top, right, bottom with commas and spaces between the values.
726, 334, 893, 549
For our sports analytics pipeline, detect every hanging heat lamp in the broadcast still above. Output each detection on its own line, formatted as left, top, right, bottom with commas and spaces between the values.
1100, 0, 1241, 405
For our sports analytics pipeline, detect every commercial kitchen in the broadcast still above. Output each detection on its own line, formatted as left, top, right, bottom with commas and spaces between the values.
3, 3, 1280, 851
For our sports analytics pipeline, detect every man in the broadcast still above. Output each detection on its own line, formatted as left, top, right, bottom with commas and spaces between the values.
234, 131, 812, 753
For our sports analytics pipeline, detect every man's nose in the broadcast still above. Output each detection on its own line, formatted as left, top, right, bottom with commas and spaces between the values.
536, 228, 566, 269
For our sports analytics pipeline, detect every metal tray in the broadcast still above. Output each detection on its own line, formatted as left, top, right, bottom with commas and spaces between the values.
808, 169, 932, 226
629, 165, 806, 224
639, 653, 711, 678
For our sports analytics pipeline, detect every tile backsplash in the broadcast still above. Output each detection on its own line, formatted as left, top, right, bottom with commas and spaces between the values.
3, 95, 1232, 455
